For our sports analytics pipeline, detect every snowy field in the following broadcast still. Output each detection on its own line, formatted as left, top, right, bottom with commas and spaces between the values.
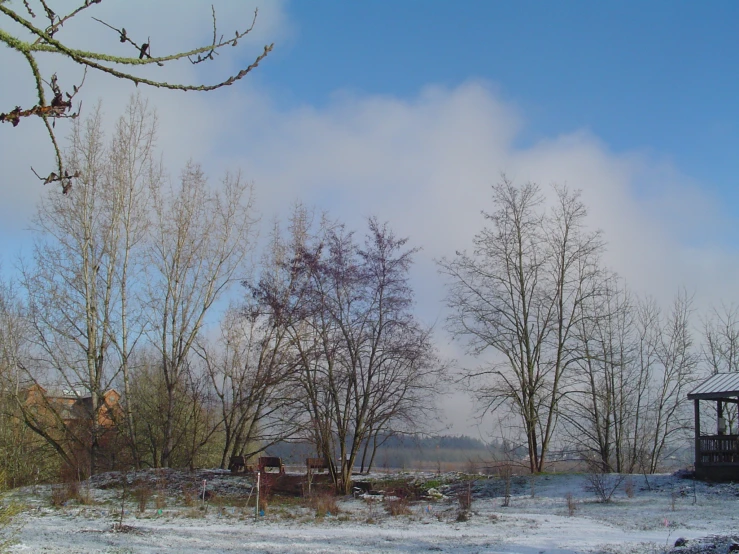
2, 470, 739, 553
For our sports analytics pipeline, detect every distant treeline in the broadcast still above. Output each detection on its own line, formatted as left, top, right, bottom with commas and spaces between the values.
266, 434, 512, 471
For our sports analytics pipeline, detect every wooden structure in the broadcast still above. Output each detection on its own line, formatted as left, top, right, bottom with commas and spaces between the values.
687, 373, 739, 481
228, 455, 249, 474
306, 457, 329, 474
257, 456, 284, 474
305, 457, 330, 495
227, 455, 284, 475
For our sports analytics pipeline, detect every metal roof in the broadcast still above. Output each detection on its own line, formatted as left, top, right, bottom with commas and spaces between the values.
688, 372, 739, 400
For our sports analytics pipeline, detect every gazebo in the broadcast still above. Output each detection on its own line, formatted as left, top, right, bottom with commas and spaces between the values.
687, 372, 739, 481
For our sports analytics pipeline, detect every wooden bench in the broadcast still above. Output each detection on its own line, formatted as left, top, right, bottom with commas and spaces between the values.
305, 457, 331, 495
228, 455, 247, 473
258, 456, 284, 474
306, 457, 329, 473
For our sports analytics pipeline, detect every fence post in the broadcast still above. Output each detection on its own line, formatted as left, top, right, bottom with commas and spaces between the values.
255, 472, 260, 522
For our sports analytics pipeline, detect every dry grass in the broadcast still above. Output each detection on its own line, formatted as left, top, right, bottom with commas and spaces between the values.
50, 481, 92, 507
132, 485, 153, 513
181, 489, 196, 507
154, 471, 168, 509
565, 492, 576, 516
184, 507, 206, 518
498, 465, 512, 507
308, 493, 338, 517
624, 476, 635, 498
364, 496, 379, 523
0, 470, 23, 552
385, 498, 411, 516
154, 492, 166, 510
458, 481, 473, 511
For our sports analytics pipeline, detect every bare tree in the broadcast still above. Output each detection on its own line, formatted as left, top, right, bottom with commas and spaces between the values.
561, 274, 658, 473
440, 178, 604, 473
125, 350, 212, 468
145, 164, 256, 468
106, 95, 160, 469
564, 274, 627, 471
14, 97, 157, 474
639, 290, 698, 473
258, 207, 443, 493
701, 303, 739, 433
578, 292, 698, 475
702, 304, 739, 374
0, 0, 272, 191
197, 302, 300, 469
19, 101, 153, 474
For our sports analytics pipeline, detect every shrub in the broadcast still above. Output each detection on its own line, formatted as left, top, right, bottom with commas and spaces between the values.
585, 469, 624, 503
0, 470, 22, 553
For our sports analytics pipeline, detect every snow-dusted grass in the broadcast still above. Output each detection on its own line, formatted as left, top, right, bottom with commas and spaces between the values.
2, 470, 738, 553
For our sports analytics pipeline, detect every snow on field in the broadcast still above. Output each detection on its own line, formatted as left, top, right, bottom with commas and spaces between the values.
2, 470, 739, 553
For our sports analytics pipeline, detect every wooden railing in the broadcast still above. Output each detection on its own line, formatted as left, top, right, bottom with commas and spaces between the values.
698, 435, 739, 464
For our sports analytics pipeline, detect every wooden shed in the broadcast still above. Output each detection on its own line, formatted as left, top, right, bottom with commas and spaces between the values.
687, 372, 739, 481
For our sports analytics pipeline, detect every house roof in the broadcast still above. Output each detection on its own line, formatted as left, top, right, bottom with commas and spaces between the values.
688, 372, 739, 400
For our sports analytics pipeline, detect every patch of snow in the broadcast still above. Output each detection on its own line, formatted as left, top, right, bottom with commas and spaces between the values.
2, 471, 738, 553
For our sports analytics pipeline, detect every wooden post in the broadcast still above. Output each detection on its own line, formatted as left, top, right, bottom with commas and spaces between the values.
694, 399, 701, 470
255, 472, 260, 522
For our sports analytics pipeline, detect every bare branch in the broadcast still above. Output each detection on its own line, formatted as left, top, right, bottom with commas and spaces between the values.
0, 2, 272, 193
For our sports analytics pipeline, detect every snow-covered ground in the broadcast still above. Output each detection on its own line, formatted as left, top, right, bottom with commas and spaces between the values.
2, 470, 738, 553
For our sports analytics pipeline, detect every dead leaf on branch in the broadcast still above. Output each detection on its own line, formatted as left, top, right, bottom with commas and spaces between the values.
0, 104, 70, 126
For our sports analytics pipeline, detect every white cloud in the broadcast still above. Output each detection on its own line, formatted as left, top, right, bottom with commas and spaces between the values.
2, 3, 736, 433
213, 81, 738, 432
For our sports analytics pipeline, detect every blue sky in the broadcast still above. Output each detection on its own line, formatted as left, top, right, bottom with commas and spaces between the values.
256, 1, 739, 202
3, 0, 739, 432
